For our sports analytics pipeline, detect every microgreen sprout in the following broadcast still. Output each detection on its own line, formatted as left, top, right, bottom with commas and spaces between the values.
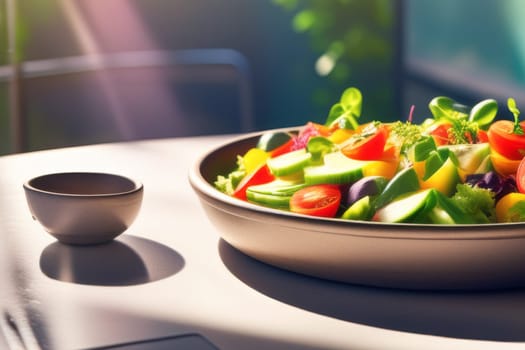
325, 87, 362, 130
508, 98, 524, 135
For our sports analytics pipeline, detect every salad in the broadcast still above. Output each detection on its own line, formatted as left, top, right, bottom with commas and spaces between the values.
215, 87, 525, 224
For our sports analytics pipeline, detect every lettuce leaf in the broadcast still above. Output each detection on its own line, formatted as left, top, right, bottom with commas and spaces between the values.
214, 155, 246, 195
450, 183, 496, 223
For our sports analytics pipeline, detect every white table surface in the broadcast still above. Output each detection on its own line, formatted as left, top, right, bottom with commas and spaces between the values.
1, 136, 525, 350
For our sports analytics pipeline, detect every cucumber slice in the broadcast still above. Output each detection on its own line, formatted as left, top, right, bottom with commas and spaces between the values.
474, 154, 493, 174
425, 206, 456, 225
304, 151, 365, 185
373, 167, 420, 209
375, 189, 436, 223
341, 195, 373, 221
433, 190, 475, 224
246, 191, 293, 209
267, 149, 312, 176
247, 179, 305, 196
440, 143, 490, 175
246, 179, 305, 209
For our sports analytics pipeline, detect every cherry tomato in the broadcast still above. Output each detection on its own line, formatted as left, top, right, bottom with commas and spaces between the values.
477, 129, 489, 143
233, 164, 275, 200
341, 123, 389, 160
380, 143, 400, 161
487, 120, 525, 160
290, 185, 341, 218
516, 157, 525, 193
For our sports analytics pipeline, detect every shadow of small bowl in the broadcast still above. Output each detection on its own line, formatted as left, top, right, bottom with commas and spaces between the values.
24, 172, 144, 245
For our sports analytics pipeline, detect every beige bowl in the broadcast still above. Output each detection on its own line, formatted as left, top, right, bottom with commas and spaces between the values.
24, 172, 143, 245
189, 128, 525, 290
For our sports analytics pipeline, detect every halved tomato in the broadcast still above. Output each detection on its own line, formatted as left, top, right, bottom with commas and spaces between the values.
516, 157, 525, 194
289, 184, 341, 218
341, 123, 389, 160
477, 129, 489, 143
488, 120, 525, 160
427, 122, 452, 146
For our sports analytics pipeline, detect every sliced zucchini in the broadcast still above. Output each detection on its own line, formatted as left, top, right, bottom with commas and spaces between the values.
303, 151, 365, 185
246, 179, 305, 209
375, 189, 436, 223
341, 195, 373, 221
440, 143, 490, 175
373, 167, 420, 209
267, 149, 312, 177
424, 206, 456, 225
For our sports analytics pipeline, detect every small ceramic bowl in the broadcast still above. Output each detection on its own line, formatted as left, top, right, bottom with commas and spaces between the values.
24, 172, 143, 245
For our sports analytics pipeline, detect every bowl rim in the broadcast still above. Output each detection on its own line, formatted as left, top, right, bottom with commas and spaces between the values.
189, 127, 525, 241
23, 171, 143, 198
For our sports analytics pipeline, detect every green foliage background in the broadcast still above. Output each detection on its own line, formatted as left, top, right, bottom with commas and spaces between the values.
273, 0, 398, 122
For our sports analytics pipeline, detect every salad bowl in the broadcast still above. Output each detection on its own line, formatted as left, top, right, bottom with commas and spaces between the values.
189, 127, 525, 290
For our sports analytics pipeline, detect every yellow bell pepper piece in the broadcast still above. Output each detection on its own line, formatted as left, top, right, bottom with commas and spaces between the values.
412, 159, 426, 179
496, 192, 525, 222
243, 148, 269, 175
419, 157, 460, 196
490, 150, 521, 176
328, 128, 355, 144
363, 159, 399, 179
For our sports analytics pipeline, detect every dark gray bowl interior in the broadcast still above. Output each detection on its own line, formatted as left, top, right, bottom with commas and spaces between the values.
28, 172, 139, 195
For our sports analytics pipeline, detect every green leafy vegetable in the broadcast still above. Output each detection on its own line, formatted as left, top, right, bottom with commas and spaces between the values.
214, 155, 246, 195
429, 96, 493, 144
450, 184, 496, 223
340, 87, 363, 117
324, 87, 362, 130
468, 99, 498, 129
429, 96, 469, 122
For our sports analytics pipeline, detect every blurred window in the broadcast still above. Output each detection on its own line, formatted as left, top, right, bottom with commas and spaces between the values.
405, 0, 525, 118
